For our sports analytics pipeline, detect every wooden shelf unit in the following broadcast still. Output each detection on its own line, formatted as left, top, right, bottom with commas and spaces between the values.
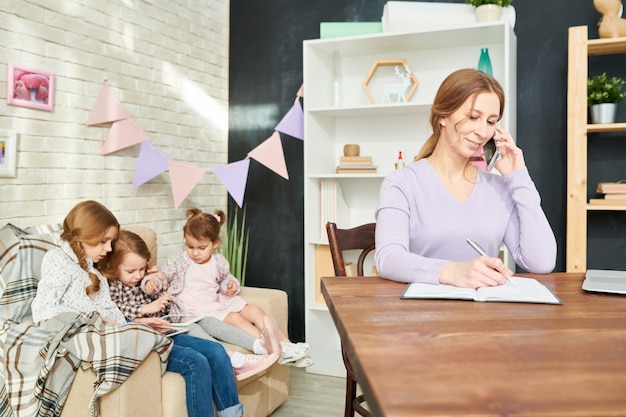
303, 22, 517, 376
566, 25, 626, 272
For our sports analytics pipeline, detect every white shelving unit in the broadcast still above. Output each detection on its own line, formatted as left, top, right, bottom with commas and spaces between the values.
303, 21, 517, 376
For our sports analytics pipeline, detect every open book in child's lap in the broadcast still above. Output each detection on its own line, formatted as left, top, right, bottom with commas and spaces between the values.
401, 277, 562, 305
161, 315, 204, 327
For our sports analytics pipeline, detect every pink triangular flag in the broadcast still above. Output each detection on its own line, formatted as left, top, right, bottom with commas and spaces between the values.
168, 161, 207, 208
212, 159, 251, 208
87, 82, 131, 126
247, 131, 289, 180
100, 118, 150, 155
296, 84, 304, 98
133, 142, 172, 188
275, 98, 303, 140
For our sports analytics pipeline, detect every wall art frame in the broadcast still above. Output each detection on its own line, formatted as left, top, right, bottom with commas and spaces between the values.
6, 62, 55, 111
0, 129, 17, 178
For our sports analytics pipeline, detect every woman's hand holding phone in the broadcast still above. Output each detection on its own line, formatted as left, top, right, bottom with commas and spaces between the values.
489, 127, 525, 176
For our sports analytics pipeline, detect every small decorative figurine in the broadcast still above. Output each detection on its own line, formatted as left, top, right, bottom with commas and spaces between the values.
362, 58, 419, 104
383, 65, 413, 103
595, 0, 626, 38
395, 151, 406, 169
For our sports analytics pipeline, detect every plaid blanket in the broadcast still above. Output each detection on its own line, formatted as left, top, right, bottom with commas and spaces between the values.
0, 224, 172, 417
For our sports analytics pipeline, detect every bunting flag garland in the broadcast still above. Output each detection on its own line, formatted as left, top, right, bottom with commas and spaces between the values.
86, 81, 131, 126
275, 98, 304, 141
88, 81, 303, 208
168, 160, 207, 209
211, 159, 251, 208
133, 141, 172, 188
100, 118, 150, 155
247, 131, 289, 180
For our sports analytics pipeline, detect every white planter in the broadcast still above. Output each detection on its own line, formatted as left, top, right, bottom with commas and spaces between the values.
590, 103, 617, 124
475, 4, 503, 22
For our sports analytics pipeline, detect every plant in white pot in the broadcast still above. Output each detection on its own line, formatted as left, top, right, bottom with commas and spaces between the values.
466, 0, 513, 22
588, 72, 626, 124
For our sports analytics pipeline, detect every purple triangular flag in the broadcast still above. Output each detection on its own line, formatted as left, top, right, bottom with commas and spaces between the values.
275, 98, 303, 140
212, 159, 251, 207
133, 142, 172, 188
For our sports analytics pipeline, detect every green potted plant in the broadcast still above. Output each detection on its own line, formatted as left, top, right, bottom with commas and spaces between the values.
219, 204, 250, 285
465, 0, 513, 22
465, 0, 513, 5
588, 72, 626, 124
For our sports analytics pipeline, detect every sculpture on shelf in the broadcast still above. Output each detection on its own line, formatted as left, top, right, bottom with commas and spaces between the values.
362, 58, 418, 104
595, 0, 626, 38
383, 64, 413, 103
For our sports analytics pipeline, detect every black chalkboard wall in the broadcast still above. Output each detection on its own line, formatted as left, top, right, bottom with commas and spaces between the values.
229, 0, 626, 342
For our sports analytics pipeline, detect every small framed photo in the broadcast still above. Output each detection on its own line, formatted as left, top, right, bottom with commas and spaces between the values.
6, 63, 55, 111
0, 129, 17, 178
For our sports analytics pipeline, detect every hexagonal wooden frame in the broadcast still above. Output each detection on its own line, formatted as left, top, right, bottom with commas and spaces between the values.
362, 58, 418, 104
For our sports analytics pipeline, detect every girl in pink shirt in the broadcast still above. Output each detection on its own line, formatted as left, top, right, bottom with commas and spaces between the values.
152, 208, 313, 367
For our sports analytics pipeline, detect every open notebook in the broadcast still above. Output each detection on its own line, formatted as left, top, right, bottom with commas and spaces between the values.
583, 269, 626, 295
401, 276, 562, 304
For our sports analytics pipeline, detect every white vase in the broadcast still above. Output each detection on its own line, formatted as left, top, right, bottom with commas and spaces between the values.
475, 4, 503, 22
590, 103, 617, 124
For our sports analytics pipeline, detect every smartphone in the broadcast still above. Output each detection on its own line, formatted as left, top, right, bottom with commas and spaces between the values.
483, 136, 500, 172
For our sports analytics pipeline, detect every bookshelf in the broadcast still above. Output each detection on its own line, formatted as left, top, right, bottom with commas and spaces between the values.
566, 26, 626, 272
303, 22, 517, 376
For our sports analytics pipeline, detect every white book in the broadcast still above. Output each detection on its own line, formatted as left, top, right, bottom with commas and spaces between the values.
320, 180, 348, 240
401, 277, 562, 305
161, 315, 204, 327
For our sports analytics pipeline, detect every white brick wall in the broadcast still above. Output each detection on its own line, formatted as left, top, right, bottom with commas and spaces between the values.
0, 0, 229, 263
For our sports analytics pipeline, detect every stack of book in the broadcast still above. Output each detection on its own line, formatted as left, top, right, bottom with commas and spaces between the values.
590, 182, 626, 205
335, 155, 377, 174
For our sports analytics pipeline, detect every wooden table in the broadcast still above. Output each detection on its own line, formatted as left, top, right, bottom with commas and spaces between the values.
321, 273, 626, 417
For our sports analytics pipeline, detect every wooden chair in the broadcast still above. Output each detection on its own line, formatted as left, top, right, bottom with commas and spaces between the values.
325, 222, 375, 417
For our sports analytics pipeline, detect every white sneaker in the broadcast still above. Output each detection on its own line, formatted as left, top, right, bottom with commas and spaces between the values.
278, 341, 310, 365
290, 356, 314, 368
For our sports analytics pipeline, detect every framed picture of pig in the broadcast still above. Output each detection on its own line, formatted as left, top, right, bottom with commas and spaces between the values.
6, 62, 55, 111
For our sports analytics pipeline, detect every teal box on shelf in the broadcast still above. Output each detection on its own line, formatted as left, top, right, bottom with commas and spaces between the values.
320, 22, 383, 39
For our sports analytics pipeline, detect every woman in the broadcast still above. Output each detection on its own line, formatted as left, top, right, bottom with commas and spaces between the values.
375, 68, 557, 288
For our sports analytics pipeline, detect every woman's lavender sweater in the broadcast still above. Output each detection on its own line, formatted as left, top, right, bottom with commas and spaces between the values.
375, 159, 557, 284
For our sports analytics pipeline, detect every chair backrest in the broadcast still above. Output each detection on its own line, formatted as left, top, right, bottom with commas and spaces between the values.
326, 222, 376, 276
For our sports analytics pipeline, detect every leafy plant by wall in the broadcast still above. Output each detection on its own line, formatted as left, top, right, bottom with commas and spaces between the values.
219, 205, 250, 285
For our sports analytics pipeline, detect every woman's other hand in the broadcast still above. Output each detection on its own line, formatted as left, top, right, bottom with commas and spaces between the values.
439, 256, 513, 288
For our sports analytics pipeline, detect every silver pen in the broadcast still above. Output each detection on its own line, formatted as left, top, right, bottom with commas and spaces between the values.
466, 238, 516, 286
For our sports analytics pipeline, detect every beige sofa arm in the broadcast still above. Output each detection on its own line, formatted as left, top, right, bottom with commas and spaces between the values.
61, 351, 164, 417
